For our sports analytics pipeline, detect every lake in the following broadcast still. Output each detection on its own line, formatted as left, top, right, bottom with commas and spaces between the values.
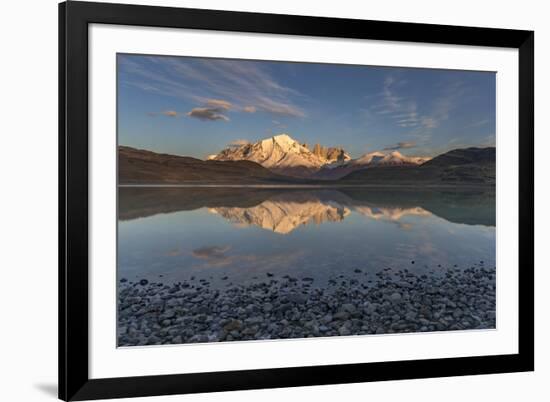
118, 186, 495, 286
117, 187, 496, 345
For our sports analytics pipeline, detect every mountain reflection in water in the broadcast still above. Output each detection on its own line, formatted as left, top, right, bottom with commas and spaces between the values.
208, 200, 434, 234
119, 187, 495, 230
208, 193, 351, 234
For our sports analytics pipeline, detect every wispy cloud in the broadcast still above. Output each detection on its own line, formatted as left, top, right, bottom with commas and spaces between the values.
421, 117, 437, 129
466, 118, 490, 128
369, 74, 465, 141
119, 55, 306, 118
147, 110, 181, 117
271, 119, 287, 130
205, 99, 232, 110
383, 141, 417, 151
162, 110, 178, 117
370, 76, 421, 129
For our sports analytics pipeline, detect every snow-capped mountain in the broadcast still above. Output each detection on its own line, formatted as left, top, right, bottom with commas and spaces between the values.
209, 134, 350, 177
208, 133, 429, 179
350, 151, 431, 167
315, 151, 431, 179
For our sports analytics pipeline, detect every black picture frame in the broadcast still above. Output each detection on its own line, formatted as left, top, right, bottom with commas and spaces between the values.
59, 1, 534, 400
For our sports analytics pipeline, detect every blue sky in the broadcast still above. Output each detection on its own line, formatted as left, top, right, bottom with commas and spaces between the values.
118, 54, 495, 159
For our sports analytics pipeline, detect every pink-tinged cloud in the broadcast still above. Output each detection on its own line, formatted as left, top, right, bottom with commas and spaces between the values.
205, 99, 232, 110
243, 106, 257, 113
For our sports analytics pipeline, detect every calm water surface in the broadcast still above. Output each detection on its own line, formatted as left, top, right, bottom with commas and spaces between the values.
118, 187, 495, 288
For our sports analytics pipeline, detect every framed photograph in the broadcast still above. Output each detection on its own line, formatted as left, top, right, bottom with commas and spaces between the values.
59, 1, 534, 400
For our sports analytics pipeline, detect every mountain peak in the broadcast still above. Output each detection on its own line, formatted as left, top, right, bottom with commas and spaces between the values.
210, 134, 350, 177
315, 149, 431, 179
272, 133, 294, 143
270, 133, 301, 151
341, 146, 495, 185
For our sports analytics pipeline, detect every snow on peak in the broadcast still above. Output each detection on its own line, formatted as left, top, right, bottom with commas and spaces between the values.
272, 133, 295, 144
352, 150, 430, 167
266, 133, 302, 153
210, 134, 349, 177
351, 151, 385, 165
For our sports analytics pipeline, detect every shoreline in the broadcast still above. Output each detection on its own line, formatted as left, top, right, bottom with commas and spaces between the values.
118, 265, 496, 346
118, 183, 495, 189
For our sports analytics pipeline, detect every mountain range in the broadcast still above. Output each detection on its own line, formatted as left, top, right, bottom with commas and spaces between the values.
208, 134, 430, 178
314, 150, 432, 179
341, 147, 495, 185
119, 133, 495, 186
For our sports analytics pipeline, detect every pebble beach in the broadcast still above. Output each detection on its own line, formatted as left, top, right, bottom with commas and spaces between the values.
118, 264, 496, 346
